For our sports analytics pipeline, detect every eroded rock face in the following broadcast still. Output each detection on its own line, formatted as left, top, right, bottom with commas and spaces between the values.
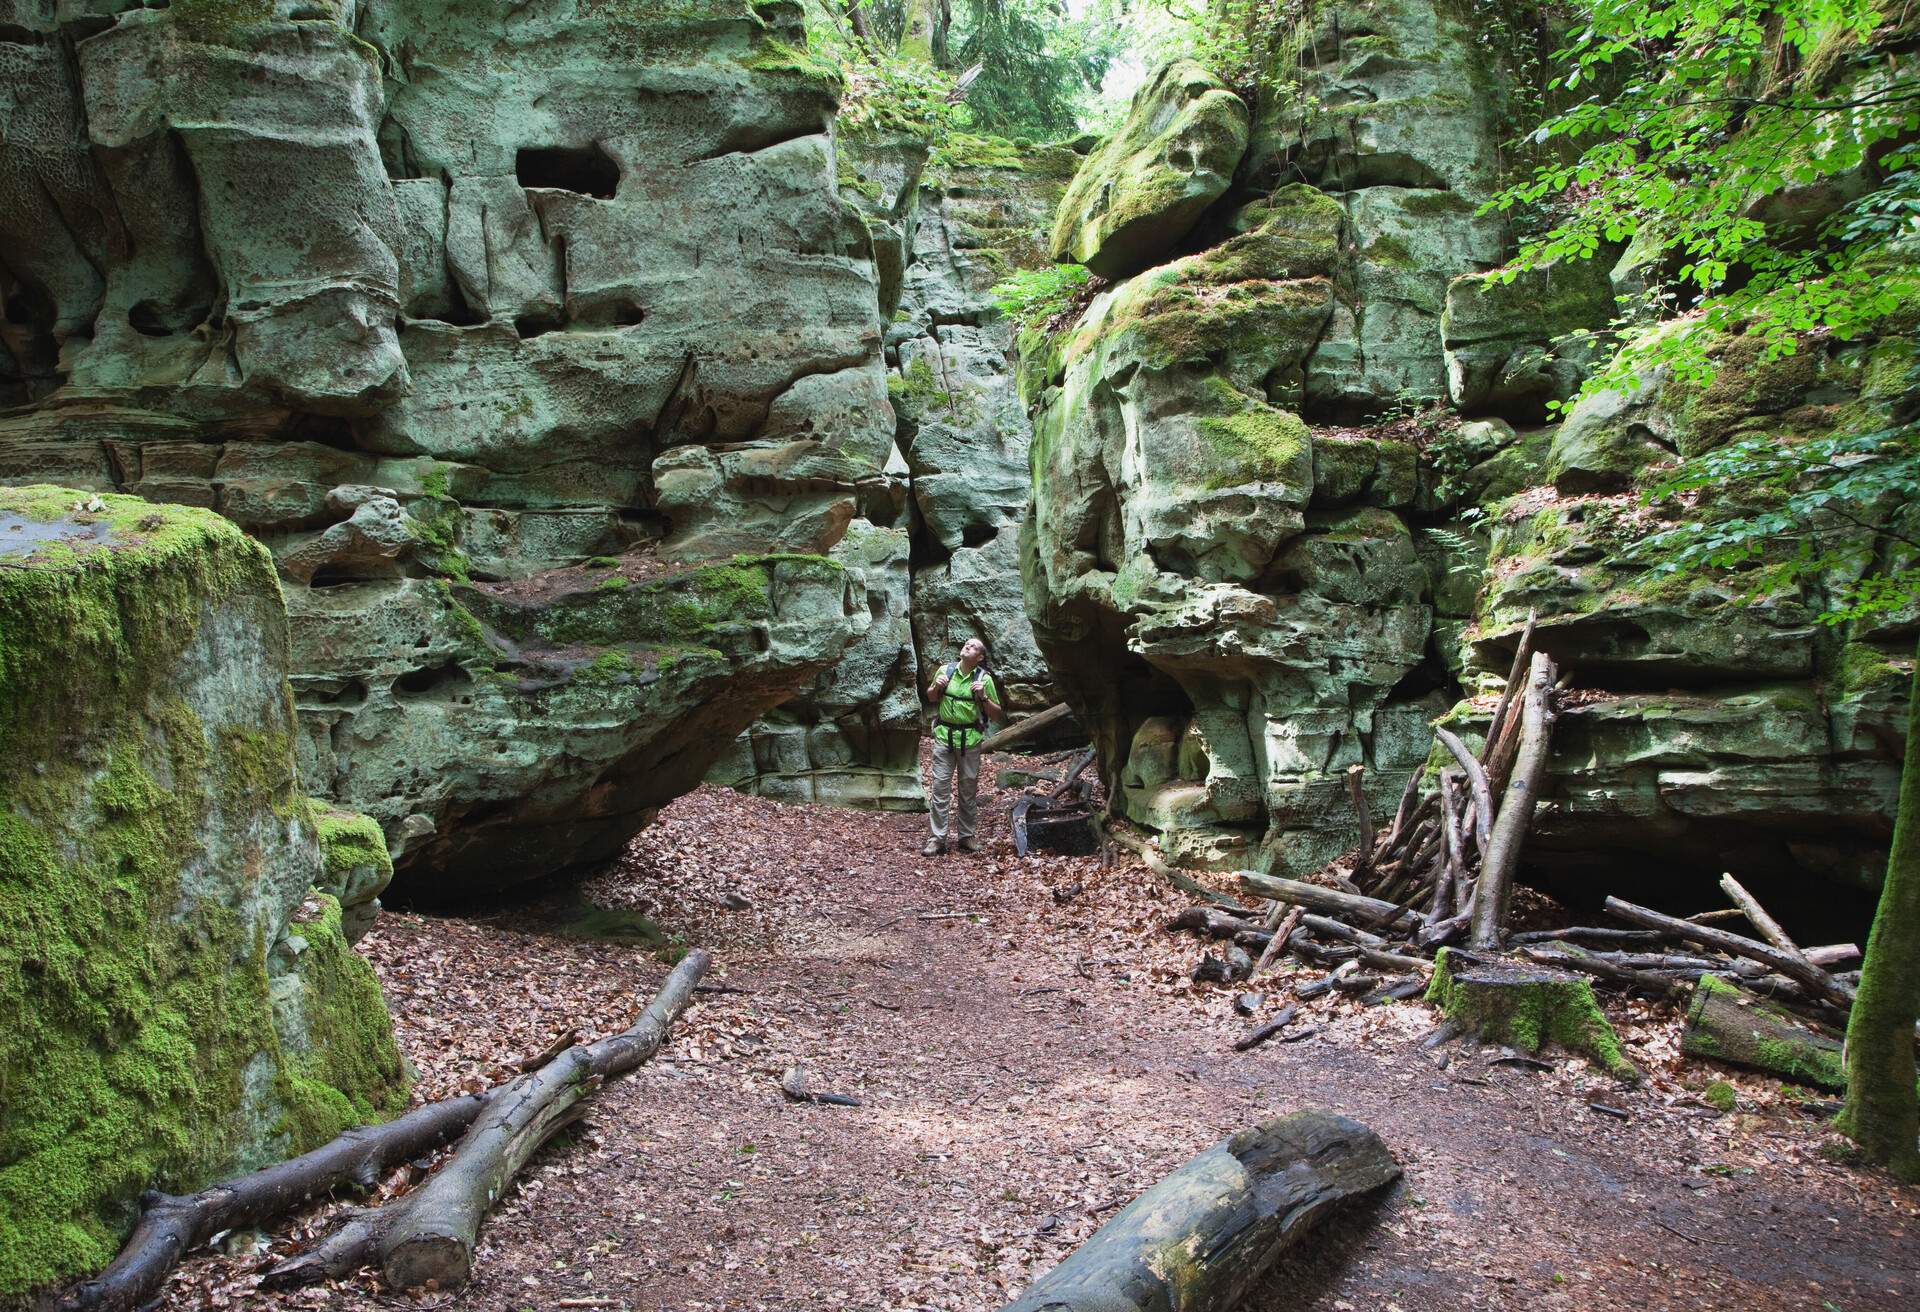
1050, 60, 1249, 278
1021, 9, 1912, 895
708, 138, 1079, 806
1446, 334, 1918, 891
0, 1, 878, 893
0, 487, 405, 1296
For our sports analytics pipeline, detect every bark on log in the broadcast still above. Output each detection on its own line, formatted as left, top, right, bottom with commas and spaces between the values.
1168, 906, 1260, 939
995, 1112, 1399, 1312
1470, 652, 1555, 951
1435, 728, 1494, 858
1718, 873, 1818, 974
1344, 764, 1375, 874
1682, 975, 1845, 1091
1518, 944, 1688, 999
1603, 897, 1856, 1010
377, 950, 711, 1291
58, 1095, 491, 1311
980, 702, 1073, 753
1481, 609, 1537, 765
1238, 871, 1418, 928
1232, 1006, 1298, 1051
1251, 906, 1302, 978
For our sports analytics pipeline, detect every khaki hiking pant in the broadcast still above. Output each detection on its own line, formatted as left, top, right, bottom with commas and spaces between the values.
928, 739, 981, 841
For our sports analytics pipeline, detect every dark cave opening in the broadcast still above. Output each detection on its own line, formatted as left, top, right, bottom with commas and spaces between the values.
516, 144, 620, 199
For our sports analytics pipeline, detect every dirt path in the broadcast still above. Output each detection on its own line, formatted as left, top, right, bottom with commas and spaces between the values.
165, 759, 1917, 1311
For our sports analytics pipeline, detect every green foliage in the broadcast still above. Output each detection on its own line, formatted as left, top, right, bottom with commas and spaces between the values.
1490, 0, 1920, 394
806, 0, 1116, 152
1629, 361, 1920, 625
989, 263, 1092, 330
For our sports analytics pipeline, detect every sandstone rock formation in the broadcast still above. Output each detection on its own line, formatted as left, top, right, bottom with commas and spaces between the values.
1021, 0, 1913, 903
708, 135, 1078, 807
0, 486, 406, 1297
0, 0, 879, 893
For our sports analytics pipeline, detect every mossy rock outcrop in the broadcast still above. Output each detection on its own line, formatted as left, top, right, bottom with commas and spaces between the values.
1050, 60, 1249, 278
0, 0, 895, 891
0, 487, 405, 1297
1427, 949, 1638, 1081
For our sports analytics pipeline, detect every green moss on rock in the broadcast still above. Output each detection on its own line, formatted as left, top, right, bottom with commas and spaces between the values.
0, 487, 404, 1296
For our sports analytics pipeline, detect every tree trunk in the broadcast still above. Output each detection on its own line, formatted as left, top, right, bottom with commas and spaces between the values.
1838, 637, 1920, 1181
1470, 652, 1554, 950
995, 1112, 1399, 1312
378, 950, 711, 1290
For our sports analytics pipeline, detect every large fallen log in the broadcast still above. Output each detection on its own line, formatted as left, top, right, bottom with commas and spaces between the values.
57, 1095, 493, 1312
377, 949, 710, 1290
995, 1111, 1399, 1312
980, 702, 1074, 753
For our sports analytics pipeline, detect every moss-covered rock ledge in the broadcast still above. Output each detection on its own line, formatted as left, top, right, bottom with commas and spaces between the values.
0, 487, 406, 1297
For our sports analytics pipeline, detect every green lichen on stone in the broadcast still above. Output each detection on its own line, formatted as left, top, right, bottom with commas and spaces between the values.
597, 574, 630, 591
171, 0, 276, 45
1702, 1079, 1738, 1112
272, 894, 410, 1148
1427, 948, 1638, 1080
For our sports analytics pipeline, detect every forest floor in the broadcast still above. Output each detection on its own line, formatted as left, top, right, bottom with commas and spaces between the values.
161, 750, 1917, 1311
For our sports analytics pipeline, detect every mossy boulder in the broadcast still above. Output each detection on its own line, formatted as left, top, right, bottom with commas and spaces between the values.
0, 486, 405, 1297
1427, 948, 1638, 1081
1049, 60, 1249, 278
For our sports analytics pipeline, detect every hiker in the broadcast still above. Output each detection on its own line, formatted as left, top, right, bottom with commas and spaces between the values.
923, 636, 1003, 855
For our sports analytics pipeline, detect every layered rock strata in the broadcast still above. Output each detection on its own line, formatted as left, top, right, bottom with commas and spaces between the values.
1020, 0, 1913, 900
708, 135, 1079, 806
0, 487, 405, 1296
0, 0, 878, 892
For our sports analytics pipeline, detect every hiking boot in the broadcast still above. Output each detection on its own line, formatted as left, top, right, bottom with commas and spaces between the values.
956, 836, 980, 854
921, 836, 945, 857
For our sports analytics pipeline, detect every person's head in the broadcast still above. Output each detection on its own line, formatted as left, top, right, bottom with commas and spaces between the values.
959, 636, 987, 669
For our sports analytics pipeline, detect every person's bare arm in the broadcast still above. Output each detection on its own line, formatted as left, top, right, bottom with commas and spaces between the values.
976, 676, 1003, 721
927, 667, 951, 703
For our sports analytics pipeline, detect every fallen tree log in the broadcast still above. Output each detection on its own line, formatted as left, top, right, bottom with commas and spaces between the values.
996, 1111, 1399, 1312
1237, 871, 1417, 927
980, 702, 1074, 753
58, 1095, 493, 1312
1233, 1006, 1297, 1051
1602, 897, 1856, 1011
377, 949, 710, 1291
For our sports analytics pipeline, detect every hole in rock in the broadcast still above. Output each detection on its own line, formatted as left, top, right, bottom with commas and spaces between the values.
306, 565, 368, 588
959, 522, 998, 550
516, 144, 619, 199
392, 660, 475, 700
514, 314, 565, 340
284, 412, 358, 449
127, 302, 175, 337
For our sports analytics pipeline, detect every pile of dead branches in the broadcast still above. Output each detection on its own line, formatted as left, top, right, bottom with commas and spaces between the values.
1142, 615, 1878, 1050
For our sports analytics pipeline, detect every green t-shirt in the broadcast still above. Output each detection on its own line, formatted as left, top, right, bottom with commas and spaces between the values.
933, 664, 997, 749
